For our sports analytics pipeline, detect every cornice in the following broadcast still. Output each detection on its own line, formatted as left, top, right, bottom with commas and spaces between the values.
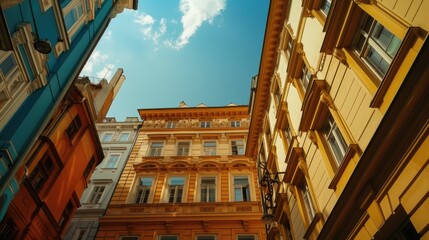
138, 106, 249, 120
246, 0, 288, 158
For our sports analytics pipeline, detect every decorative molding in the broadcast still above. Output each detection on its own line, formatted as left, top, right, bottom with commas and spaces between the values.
332, 48, 349, 67
354, 0, 377, 5
286, 23, 294, 37
308, 131, 318, 147
39, 0, 52, 12
110, 0, 129, 18
0, 0, 22, 8
320, 90, 336, 111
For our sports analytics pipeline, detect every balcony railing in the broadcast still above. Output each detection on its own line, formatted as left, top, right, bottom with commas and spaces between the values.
106, 201, 262, 216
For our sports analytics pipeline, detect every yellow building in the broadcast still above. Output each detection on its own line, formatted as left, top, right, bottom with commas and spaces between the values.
247, 0, 429, 239
97, 103, 266, 240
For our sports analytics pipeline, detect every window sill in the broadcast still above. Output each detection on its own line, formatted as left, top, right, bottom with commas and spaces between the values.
303, 212, 323, 239
328, 144, 360, 189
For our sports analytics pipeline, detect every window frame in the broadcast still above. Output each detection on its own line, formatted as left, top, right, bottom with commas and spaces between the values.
199, 176, 217, 203
166, 176, 186, 203
231, 140, 245, 155
65, 115, 82, 141
203, 140, 217, 156
196, 236, 216, 240
200, 121, 211, 128
176, 141, 190, 156
118, 132, 131, 141
158, 236, 178, 240
62, 0, 89, 41
28, 156, 55, 193
87, 184, 106, 204
101, 132, 114, 142
148, 141, 164, 156
134, 176, 155, 204
236, 235, 256, 240
230, 120, 241, 127
104, 153, 121, 169
232, 175, 251, 202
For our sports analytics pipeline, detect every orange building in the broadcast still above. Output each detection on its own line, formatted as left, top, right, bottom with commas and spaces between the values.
0, 85, 104, 239
97, 103, 266, 240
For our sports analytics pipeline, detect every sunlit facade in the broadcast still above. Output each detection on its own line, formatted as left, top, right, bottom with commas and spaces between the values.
97, 103, 266, 240
248, 0, 429, 239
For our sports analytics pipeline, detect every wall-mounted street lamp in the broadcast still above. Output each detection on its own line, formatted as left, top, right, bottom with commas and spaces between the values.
29, 0, 52, 54
258, 158, 285, 225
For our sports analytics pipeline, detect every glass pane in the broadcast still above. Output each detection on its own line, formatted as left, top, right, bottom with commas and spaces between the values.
234, 177, 248, 185
170, 177, 184, 185
140, 177, 153, 186
64, 9, 78, 29
234, 188, 243, 201
0, 54, 17, 77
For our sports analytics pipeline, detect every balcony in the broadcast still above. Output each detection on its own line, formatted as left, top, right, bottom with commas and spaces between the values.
106, 201, 262, 218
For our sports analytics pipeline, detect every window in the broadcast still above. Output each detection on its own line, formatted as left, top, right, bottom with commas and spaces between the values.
200, 177, 216, 202
58, 201, 74, 229
149, 142, 164, 156
237, 236, 255, 240
285, 124, 293, 144
73, 229, 87, 240
230, 120, 241, 127
101, 132, 113, 142
285, 36, 293, 60
0, 218, 18, 239
200, 121, 211, 128
177, 142, 190, 156
273, 82, 281, 107
118, 132, 130, 141
353, 13, 402, 78
0, 52, 25, 110
168, 177, 185, 203
322, 113, 348, 165
203, 141, 216, 155
63, 0, 88, 40
197, 236, 215, 240
29, 157, 54, 192
166, 121, 176, 128
83, 157, 96, 178
88, 185, 105, 203
159, 236, 178, 240
300, 181, 316, 222
135, 177, 153, 204
300, 64, 311, 91
233, 176, 250, 202
66, 115, 82, 141
231, 140, 245, 155
105, 153, 120, 168
320, 0, 331, 16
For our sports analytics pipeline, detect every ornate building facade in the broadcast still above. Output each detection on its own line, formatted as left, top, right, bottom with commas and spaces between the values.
0, 0, 137, 220
247, 0, 429, 239
97, 103, 266, 240
65, 116, 141, 240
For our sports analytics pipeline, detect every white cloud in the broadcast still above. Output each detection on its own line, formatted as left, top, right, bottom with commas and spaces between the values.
134, 12, 167, 44
81, 50, 109, 77
171, 0, 226, 49
96, 64, 115, 80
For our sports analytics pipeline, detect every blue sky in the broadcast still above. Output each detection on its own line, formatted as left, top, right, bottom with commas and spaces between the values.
80, 0, 269, 121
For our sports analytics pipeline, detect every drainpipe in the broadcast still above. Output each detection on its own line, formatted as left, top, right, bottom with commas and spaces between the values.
0, 1, 118, 197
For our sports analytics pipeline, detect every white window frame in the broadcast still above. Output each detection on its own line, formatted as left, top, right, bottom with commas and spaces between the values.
101, 132, 114, 142
148, 141, 164, 156
300, 64, 311, 91
87, 184, 107, 203
73, 228, 88, 240
104, 153, 121, 168
198, 176, 217, 202
134, 176, 154, 204
322, 113, 348, 166
62, 0, 89, 40
231, 140, 245, 155
320, 0, 331, 16
165, 176, 186, 203
230, 120, 241, 127
353, 13, 402, 79
231, 175, 251, 202
203, 141, 217, 156
118, 132, 130, 141
300, 180, 316, 221
200, 121, 211, 128
166, 121, 177, 128
177, 141, 190, 156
